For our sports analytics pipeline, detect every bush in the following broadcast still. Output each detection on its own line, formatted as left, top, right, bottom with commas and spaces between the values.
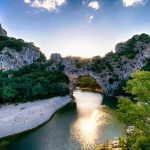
77, 76, 100, 89
0, 63, 70, 103
0, 140, 10, 150
0, 36, 27, 51
117, 71, 150, 149
142, 58, 150, 71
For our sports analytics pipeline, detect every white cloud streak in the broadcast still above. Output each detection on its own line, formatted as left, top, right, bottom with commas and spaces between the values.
122, 0, 145, 7
24, 0, 66, 11
88, 15, 94, 23
88, 1, 100, 10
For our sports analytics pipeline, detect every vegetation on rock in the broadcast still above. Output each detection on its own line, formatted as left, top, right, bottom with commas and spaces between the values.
142, 58, 150, 71
0, 139, 10, 150
0, 36, 28, 52
0, 36, 46, 62
76, 76, 100, 89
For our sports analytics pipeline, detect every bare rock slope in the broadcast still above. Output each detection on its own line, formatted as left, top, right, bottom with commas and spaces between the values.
0, 24, 7, 36
0, 25, 45, 71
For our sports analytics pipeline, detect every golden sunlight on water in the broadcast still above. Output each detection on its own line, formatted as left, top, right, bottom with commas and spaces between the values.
71, 90, 108, 150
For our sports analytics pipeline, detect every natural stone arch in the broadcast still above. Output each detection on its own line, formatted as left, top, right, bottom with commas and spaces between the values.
65, 72, 103, 93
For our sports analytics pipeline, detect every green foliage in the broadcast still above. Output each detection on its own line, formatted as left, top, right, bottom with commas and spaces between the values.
77, 76, 100, 89
125, 71, 150, 102
0, 63, 69, 103
142, 58, 150, 71
0, 36, 27, 51
138, 33, 150, 43
91, 56, 106, 73
108, 74, 119, 85
0, 140, 10, 150
2, 85, 17, 102
117, 71, 150, 149
118, 49, 138, 59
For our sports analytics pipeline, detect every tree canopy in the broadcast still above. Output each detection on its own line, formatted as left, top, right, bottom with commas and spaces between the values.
0, 63, 70, 103
117, 71, 150, 149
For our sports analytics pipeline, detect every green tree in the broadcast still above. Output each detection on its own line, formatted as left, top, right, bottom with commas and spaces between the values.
0, 63, 70, 103
117, 71, 150, 149
2, 85, 17, 102
31, 84, 47, 99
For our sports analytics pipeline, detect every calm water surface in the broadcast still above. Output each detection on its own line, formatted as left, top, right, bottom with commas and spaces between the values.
8, 90, 124, 150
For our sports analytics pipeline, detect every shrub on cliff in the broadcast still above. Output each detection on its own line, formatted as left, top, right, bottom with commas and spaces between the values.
142, 58, 150, 71
0, 36, 27, 51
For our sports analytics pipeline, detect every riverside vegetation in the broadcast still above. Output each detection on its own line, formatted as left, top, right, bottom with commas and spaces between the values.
76, 76, 101, 91
0, 63, 70, 103
117, 71, 150, 149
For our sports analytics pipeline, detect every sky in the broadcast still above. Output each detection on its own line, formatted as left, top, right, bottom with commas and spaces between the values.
0, 0, 150, 58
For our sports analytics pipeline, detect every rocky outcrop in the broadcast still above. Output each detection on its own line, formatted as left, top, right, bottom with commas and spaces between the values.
0, 46, 45, 71
0, 24, 46, 71
48, 53, 64, 72
0, 24, 7, 36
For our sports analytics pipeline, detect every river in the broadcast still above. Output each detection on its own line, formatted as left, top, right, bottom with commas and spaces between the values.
8, 90, 124, 150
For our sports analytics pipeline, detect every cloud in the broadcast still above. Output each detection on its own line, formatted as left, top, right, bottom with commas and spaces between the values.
88, 1, 100, 10
24, 0, 66, 11
122, 0, 145, 7
87, 15, 94, 23
24, 0, 30, 3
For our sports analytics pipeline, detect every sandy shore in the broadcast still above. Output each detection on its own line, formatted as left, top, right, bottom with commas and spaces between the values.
0, 96, 71, 138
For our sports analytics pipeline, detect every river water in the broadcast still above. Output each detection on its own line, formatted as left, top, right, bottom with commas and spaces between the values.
8, 90, 124, 150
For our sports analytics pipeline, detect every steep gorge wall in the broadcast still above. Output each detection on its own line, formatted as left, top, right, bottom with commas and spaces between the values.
0, 46, 44, 71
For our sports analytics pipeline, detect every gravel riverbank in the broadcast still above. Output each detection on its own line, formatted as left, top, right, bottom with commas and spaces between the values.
0, 96, 71, 139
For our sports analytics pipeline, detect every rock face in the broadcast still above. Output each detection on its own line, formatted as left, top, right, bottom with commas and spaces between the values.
48, 53, 64, 72
90, 49, 150, 96
0, 24, 46, 71
0, 42, 46, 71
0, 46, 42, 71
0, 24, 7, 36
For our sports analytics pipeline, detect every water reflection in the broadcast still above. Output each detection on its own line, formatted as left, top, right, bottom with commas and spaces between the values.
71, 90, 107, 149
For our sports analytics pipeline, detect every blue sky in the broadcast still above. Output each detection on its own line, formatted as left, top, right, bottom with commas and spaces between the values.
0, 0, 150, 58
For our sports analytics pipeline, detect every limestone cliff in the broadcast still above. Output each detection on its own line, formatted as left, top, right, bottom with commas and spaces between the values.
0, 46, 45, 71
0, 24, 46, 71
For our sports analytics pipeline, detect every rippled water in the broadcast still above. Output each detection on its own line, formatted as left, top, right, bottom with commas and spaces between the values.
8, 90, 124, 150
